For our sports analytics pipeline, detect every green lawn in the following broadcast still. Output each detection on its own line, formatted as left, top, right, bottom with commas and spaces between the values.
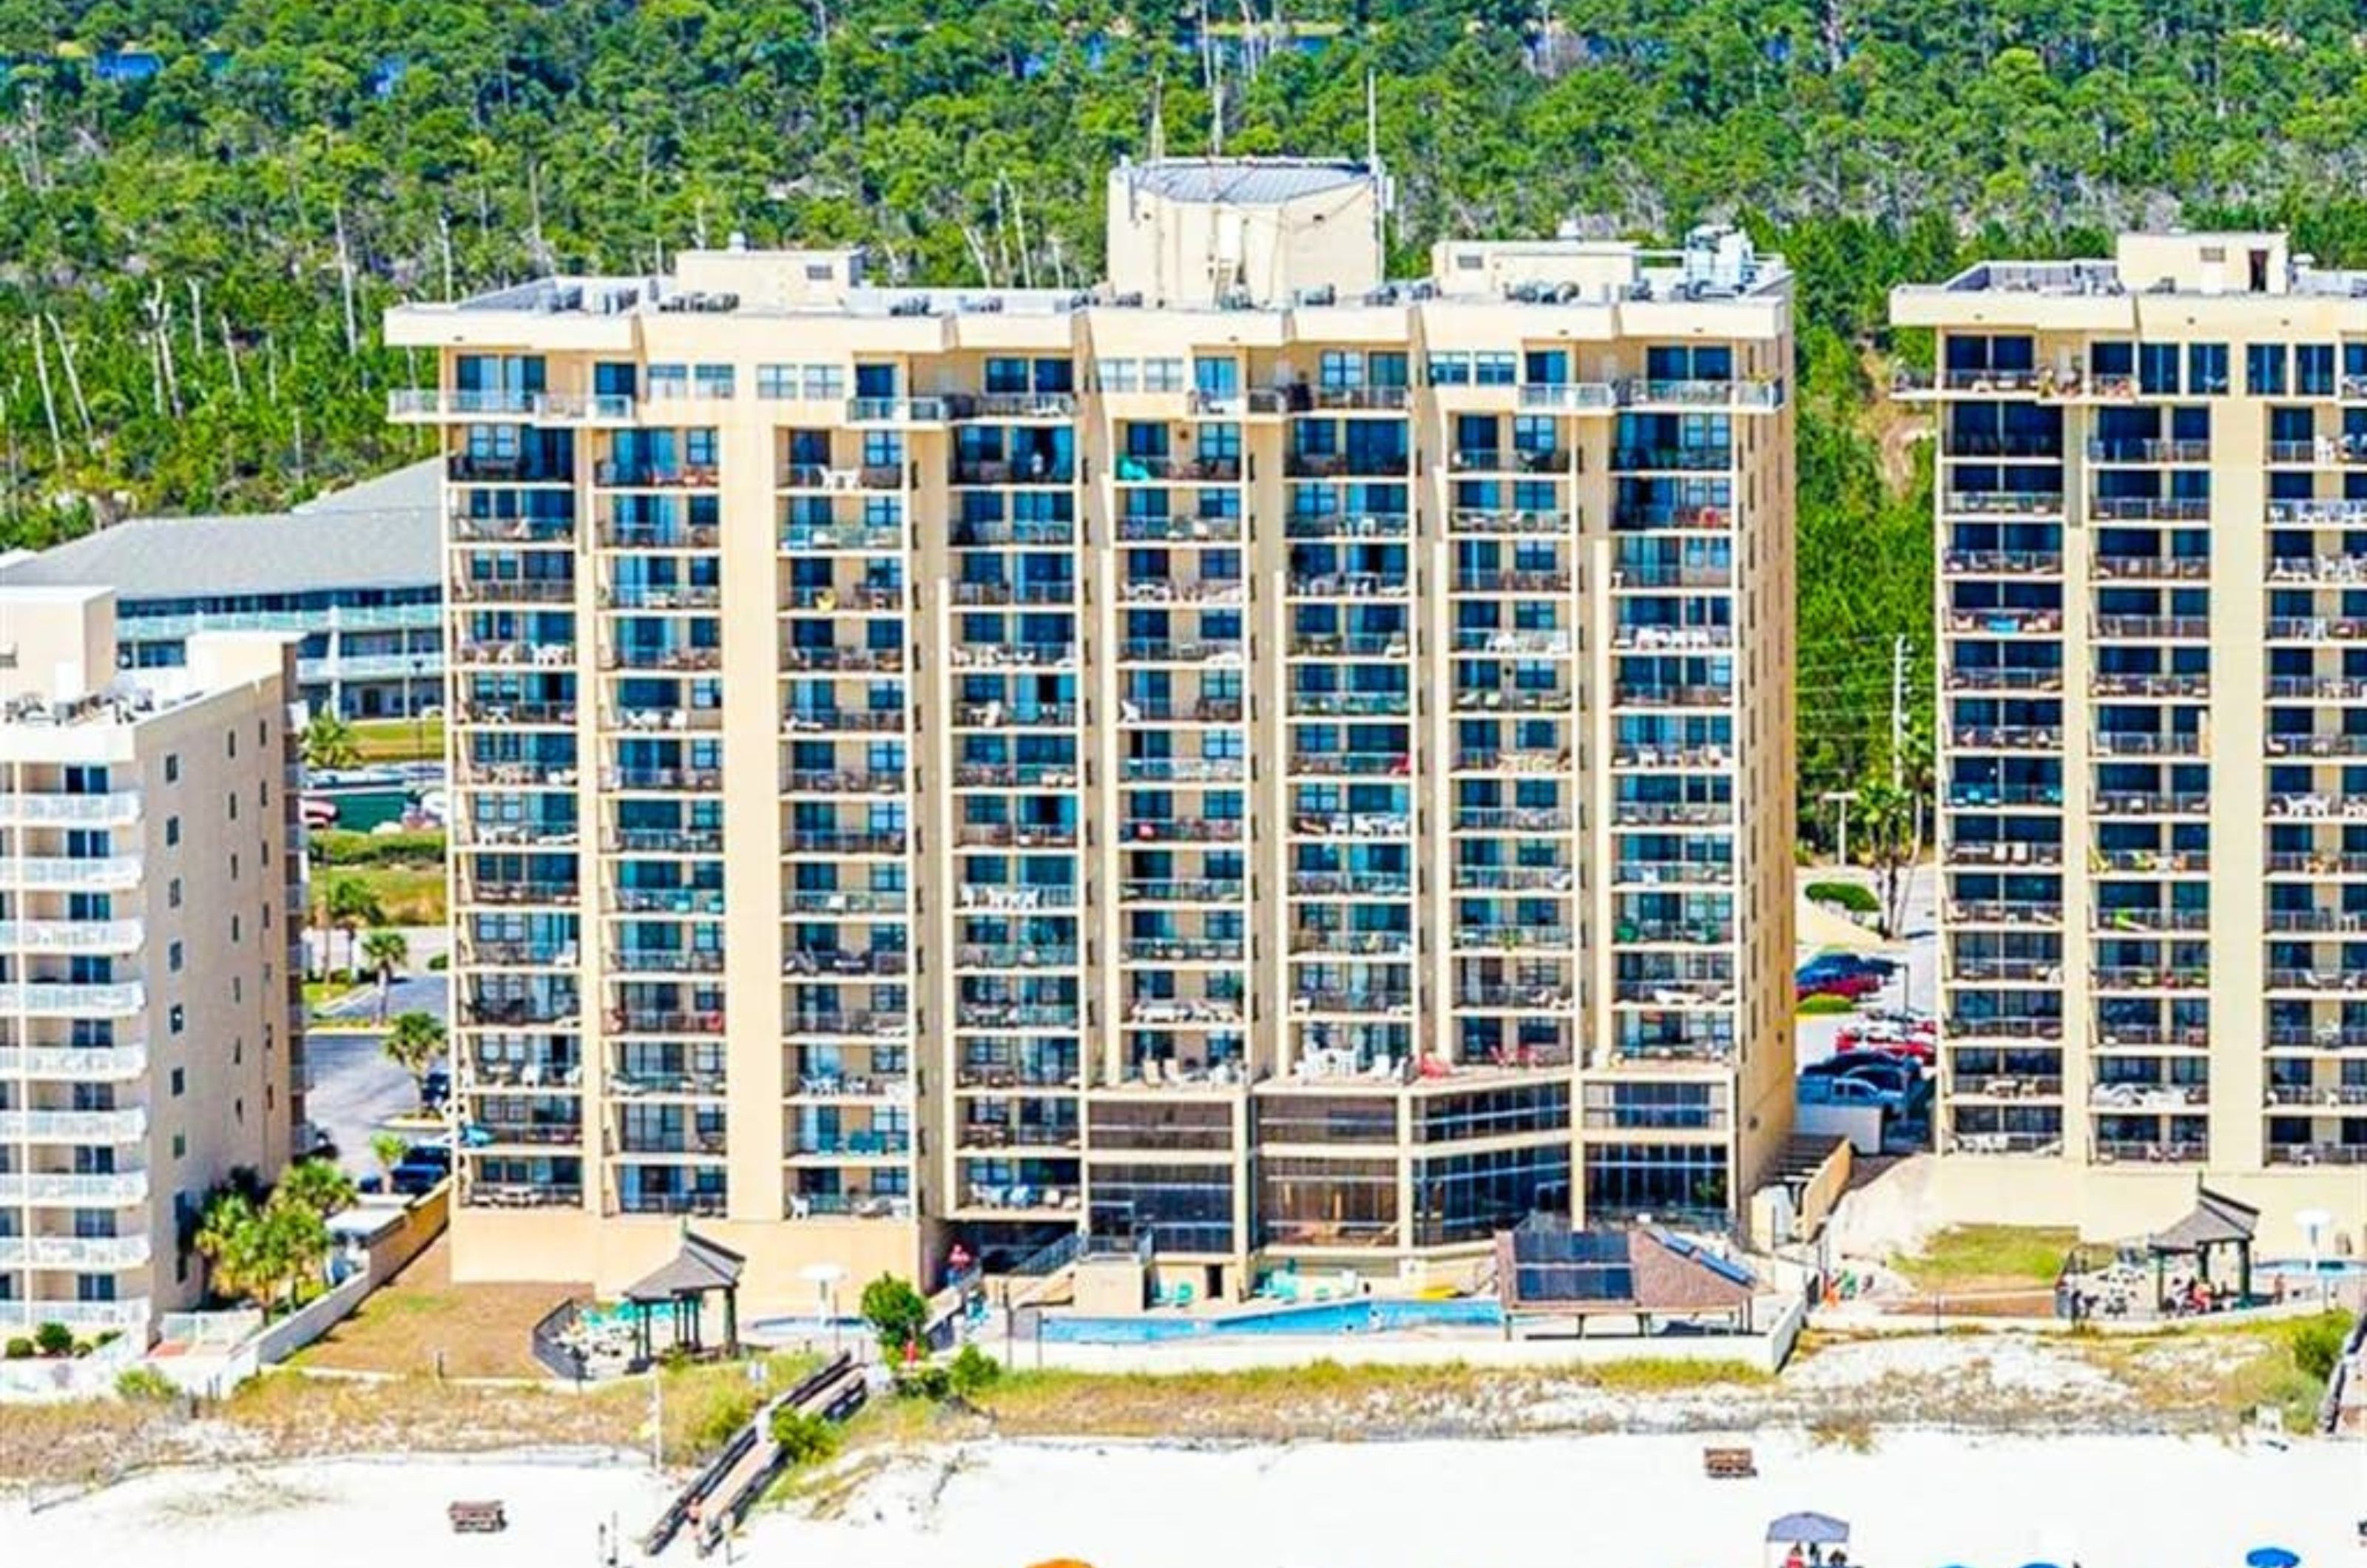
314, 863, 447, 928
1891, 1225, 2079, 1293
349, 716, 444, 763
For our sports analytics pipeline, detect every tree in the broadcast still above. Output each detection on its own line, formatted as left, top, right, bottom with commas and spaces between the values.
370, 1131, 409, 1180
382, 1009, 447, 1101
193, 1189, 266, 1305
1853, 776, 1922, 942
361, 927, 409, 1020
276, 1157, 358, 1221
860, 1272, 930, 1359
195, 1183, 336, 1314
322, 877, 385, 981
301, 709, 360, 771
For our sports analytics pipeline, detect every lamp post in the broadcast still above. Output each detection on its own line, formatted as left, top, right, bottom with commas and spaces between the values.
1821, 789, 1858, 868
409, 655, 428, 763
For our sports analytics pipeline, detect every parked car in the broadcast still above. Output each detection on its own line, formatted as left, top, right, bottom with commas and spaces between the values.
1799, 970, 1884, 1001
1800, 952, 1897, 981
388, 1160, 445, 1197
1798, 1074, 1900, 1109
422, 1069, 451, 1109
402, 1143, 451, 1172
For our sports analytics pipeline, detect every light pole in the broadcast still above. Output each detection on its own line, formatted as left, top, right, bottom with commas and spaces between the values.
1821, 789, 1859, 868
409, 655, 427, 763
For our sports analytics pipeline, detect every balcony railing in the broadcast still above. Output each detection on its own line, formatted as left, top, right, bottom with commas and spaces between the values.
0, 1044, 147, 1079
0, 981, 145, 1016
0, 791, 142, 825
0, 1107, 148, 1141
4, 856, 143, 891
0, 1171, 147, 1205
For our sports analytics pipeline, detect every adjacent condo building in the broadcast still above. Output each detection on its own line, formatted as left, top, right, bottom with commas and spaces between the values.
0, 587, 305, 1341
1897, 231, 2367, 1249
388, 158, 1799, 1302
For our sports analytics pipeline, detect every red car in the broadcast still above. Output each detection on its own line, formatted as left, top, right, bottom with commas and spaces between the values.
1798, 971, 1883, 1001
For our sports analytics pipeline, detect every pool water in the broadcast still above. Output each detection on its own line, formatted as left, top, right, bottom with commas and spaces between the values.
1039, 1297, 1504, 1345
2255, 1257, 2367, 1280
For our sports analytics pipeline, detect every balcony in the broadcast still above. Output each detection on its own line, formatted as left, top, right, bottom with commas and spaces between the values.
2092, 555, 2208, 581
0, 791, 141, 826
0, 1171, 147, 1205
0, 1233, 150, 1270
0, 981, 145, 1017
1111, 454, 1241, 484
2090, 791, 2207, 817
1942, 490, 2064, 517
5, 856, 143, 891
2090, 496, 2209, 523
0, 1107, 148, 1142
1942, 550, 2063, 577
950, 459, 1072, 487
0, 918, 145, 954
1949, 726, 2061, 751
0, 1298, 150, 1334
2265, 1143, 2367, 1166
601, 766, 723, 792
594, 461, 718, 489
0, 1043, 147, 1079
1119, 879, 1246, 905
1943, 667, 2062, 693
2092, 615, 2209, 640
845, 396, 948, 424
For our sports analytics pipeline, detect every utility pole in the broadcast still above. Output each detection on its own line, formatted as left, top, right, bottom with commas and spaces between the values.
1890, 632, 1910, 790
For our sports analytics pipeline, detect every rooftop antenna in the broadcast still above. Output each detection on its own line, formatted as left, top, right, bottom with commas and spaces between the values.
1365, 69, 1385, 267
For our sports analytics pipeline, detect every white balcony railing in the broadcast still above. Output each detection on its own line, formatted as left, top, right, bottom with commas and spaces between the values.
0, 981, 146, 1017
0, 1297, 151, 1333
0, 1171, 149, 1205
0, 791, 141, 825
2, 856, 144, 891
0, 1106, 149, 1143
0, 919, 145, 953
0, 1044, 148, 1080
0, 1234, 151, 1270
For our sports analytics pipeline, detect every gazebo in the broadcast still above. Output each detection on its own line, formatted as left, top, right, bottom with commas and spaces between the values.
2146, 1185, 2259, 1310
622, 1229, 746, 1364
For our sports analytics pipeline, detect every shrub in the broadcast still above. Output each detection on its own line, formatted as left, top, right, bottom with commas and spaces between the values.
769, 1407, 839, 1467
1797, 993, 1858, 1016
426, 953, 449, 972
2290, 1312, 2349, 1384
115, 1366, 180, 1402
860, 1273, 930, 1359
894, 1362, 951, 1401
3, 1337, 31, 1360
311, 828, 447, 868
33, 1321, 73, 1357
1806, 879, 1880, 915
947, 1342, 1002, 1398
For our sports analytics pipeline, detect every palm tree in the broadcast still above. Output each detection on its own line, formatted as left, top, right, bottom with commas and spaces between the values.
276, 1157, 357, 1220
370, 1132, 408, 1182
383, 1009, 447, 1103
301, 709, 361, 771
194, 1189, 264, 1306
323, 876, 385, 981
361, 927, 408, 1019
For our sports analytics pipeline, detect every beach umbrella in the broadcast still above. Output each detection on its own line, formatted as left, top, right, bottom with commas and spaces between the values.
2246, 1550, 2300, 1568
1766, 1513, 1851, 1545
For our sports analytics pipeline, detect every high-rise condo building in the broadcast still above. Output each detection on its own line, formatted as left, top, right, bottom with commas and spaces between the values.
388, 158, 1798, 1302
1898, 230, 2367, 1251
0, 587, 305, 1342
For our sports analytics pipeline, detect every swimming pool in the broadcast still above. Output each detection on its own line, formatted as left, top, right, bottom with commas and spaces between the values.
2255, 1257, 2367, 1281
1038, 1297, 1505, 1345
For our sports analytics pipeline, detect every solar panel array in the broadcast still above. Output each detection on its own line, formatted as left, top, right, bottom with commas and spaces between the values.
1509, 1222, 1636, 1304
1653, 1229, 1756, 1288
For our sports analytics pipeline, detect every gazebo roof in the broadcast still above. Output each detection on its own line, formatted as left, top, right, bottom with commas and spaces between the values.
623, 1230, 746, 1302
2147, 1186, 2260, 1254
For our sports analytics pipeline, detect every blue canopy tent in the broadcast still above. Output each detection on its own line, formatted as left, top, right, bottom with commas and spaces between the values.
2246, 1549, 2300, 1568
1766, 1512, 1851, 1545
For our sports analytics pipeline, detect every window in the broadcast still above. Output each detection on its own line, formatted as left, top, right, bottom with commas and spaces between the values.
2138, 342, 2180, 396
172, 1132, 186, 1160
2188, 343, 2229, 395
168, 877, 182, 909
1097, 358, 1140, 393
2246, 343, 2289, 396
1143, 358, 1186, 393
227, 792, 237, 822
692, 363, 735, 399
756, 364, 796, 399
163, 754, 179, 784
646, 363, 690, 399
1473, 352, 1516, 386
170, 1067, 185, 1097
168, 941, 183, 973
802, 365, 844, 399
1428, 353, 1472, 385
170, 1004, 185, 1035
165, 817, 179, 846
226, 729, 237, 759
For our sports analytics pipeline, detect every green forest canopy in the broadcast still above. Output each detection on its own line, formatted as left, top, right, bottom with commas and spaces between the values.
6, 1, 2367, 820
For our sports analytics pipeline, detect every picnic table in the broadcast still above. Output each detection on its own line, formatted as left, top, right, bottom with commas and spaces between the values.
449, 1500, 507, 1533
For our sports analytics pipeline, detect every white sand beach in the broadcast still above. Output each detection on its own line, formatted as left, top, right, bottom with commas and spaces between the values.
7, 1432, 2358, 1567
